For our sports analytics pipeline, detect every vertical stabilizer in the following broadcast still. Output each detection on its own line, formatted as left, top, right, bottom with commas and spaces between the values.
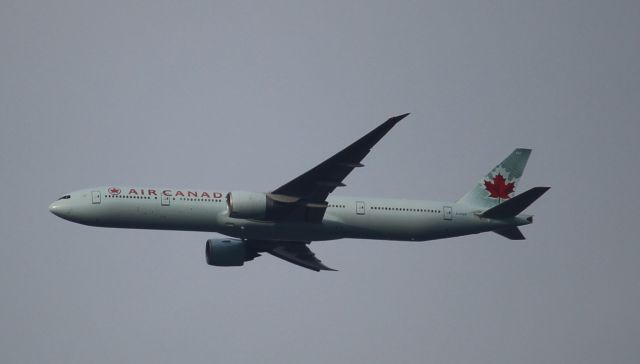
458, 148, 531, 209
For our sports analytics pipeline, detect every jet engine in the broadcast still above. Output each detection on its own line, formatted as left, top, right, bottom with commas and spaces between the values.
205, 238, 248, 266
226, 191, 267, 218
226, 191, 299, 220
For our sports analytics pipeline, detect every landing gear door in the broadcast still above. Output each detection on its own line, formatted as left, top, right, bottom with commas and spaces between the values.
91, 191, 101, 204
443, 206, 453, 220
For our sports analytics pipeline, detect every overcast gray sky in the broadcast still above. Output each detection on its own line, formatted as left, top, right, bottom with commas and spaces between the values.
1, 1, 639, 363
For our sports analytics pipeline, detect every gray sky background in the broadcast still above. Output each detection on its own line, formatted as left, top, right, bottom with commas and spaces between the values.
1, 1, 639, 363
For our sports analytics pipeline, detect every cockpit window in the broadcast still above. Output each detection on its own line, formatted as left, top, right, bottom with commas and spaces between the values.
57, 195, 71, 200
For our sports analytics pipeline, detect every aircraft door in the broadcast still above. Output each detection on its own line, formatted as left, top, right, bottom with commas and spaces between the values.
161, 194, 170, 206
356, 201, 365, 215
91, 191, 101, 204
443, 206, 453, 220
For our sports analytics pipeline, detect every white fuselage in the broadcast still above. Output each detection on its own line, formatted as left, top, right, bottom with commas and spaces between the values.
49, 187, 531, 243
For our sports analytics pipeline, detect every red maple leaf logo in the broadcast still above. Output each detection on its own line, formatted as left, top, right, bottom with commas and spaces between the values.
484, 174, 515, 199
108, 187, 121, 195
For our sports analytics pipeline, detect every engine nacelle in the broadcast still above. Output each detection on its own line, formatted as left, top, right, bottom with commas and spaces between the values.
205, 238, 246, 267
226, 191, 268, 219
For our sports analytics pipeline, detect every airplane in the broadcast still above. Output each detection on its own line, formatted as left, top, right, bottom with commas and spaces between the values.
49, 114, 549, 271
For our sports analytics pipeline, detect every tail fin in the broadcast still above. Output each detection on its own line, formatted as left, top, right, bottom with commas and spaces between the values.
458, 148, 531, 209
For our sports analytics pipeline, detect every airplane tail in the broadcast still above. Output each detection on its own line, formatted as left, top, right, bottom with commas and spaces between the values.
486, 186, 550, 240
457, 148, 531, 209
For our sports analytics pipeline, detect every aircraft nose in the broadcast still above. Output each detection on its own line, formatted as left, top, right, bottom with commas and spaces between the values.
49, 201, 60, 215
49, 201, 69, 218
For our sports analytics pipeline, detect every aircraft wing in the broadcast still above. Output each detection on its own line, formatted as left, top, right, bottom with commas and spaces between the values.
246, 240, 335, 271
270, 113, 409, 222
268, 242, 336, 271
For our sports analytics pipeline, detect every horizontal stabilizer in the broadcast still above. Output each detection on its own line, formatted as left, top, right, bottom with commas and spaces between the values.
481, 187, 550, 219
493, 226, 526, 240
